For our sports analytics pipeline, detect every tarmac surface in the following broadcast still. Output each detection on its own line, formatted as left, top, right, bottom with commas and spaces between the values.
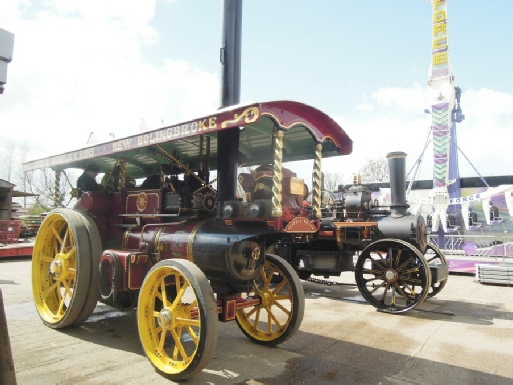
1, 257, 513, 385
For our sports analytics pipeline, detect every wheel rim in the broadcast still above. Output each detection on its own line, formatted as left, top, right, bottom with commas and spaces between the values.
138, 260, 216, 378
355, 239, 432, 313
74, 210, 102, 324
424, 243, 448, 298
32, 209, 92, 327
236, 254, 304, 344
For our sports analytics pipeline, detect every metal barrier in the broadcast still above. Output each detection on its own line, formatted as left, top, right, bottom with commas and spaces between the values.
428, 234, 513, 261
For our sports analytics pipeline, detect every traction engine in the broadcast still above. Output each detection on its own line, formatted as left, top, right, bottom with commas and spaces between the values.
274, 152, 449, 313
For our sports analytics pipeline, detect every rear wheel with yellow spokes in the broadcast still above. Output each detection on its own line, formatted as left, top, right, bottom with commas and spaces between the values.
32, 208, 101, 328
235, 254, 305, 346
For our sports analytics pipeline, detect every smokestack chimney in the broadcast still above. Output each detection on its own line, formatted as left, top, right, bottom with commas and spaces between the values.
219, 0, 242, 108
217, 0, 243, 217
386, 151, 408, 217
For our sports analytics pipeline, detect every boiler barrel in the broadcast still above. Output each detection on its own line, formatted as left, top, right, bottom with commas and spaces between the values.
373, 214, 428, 253
154, 219, 272, 290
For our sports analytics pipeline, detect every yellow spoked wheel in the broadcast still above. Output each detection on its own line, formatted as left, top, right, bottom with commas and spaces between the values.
235, 254, 305, 346
32, 208, 101, 328
137, 259, 218, 381
355, 239, 432, 313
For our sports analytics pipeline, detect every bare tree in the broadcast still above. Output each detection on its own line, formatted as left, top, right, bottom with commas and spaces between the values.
323, 171, 344, 192
0, 140, 17, 182
1, 140, 78, 213
21, 168, 78, 213
359, 158, 389, 183
23, 169, 58, 212
14, 143, 29, 187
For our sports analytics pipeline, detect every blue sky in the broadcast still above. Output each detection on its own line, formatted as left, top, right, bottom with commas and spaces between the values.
1, 0, 513, 185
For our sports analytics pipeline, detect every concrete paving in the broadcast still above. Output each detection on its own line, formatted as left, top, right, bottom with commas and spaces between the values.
1, 257, 513, 385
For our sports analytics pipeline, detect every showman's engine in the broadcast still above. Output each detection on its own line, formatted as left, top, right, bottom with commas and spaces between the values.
272, 152, 443, 298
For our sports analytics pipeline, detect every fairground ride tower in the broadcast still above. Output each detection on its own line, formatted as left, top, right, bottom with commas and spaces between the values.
428, 0, 464, 233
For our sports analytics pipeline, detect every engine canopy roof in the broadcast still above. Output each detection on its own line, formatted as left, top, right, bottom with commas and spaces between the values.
23, 100, 353, 178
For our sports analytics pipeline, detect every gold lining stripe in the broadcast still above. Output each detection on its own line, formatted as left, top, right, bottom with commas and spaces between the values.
153, 226, 165, 263
122, 229, 131, 249
187, 222, 203, 262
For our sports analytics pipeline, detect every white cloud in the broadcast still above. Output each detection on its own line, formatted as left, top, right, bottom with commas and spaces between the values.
452, 88, 513, 177
370, 83, 429, 114
323, 85, 513, 184
0, 0, 219, 162
356, 103, 373, 111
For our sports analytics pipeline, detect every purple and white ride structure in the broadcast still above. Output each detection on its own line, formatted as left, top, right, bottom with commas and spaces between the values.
420, 0, 513, 234
426, 0, 461, 234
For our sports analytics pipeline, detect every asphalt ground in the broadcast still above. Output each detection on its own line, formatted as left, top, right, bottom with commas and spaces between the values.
1, 257, 513, 385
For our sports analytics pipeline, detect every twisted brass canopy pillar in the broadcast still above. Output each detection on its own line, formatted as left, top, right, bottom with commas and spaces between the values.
272, 130, 284, 229
312, 143, 323, 221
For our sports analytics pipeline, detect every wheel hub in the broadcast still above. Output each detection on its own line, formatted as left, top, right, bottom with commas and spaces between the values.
384, 268, 398, 283
260, 291, 274, 307
49, 254, 66, 280
158, 308, 173, 329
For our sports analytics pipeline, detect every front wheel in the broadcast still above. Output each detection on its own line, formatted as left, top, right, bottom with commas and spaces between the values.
235, 254, 305, 346
355, 239, 431, 313
137, 259, 218, 381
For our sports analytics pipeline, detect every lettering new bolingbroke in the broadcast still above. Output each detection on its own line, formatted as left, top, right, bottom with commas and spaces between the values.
113, 138, 132, 152
136, 117, 218, 147
23, 114, 224, 171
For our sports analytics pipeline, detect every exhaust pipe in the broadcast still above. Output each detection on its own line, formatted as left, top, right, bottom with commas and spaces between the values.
386, 151, 408, 217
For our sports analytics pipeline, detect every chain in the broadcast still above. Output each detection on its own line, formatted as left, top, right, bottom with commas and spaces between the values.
307, 277, 357, 287
307, 277, 340, 286
194, 178, 217, 194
